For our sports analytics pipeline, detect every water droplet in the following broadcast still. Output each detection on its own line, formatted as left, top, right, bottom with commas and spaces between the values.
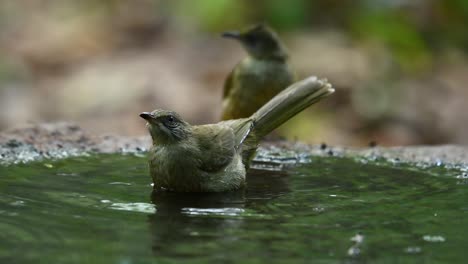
405, 246, 421, 254
10, 200, 25, 206
182, 207, 244, 216
57, 172, 78, 177
109, 182, 132, 185
313, 207, 325, 212
347, 246, 360, 256
350, 233, 364, 243
347, 233, 365, 257
422, 235, 445, 242
109, 202, 156, 214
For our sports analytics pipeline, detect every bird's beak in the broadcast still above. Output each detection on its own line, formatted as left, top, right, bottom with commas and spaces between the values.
140, 112, 155, 121
222, 31, 241, 39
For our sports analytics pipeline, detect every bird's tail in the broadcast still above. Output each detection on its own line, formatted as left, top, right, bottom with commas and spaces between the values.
250, 76, 334, 139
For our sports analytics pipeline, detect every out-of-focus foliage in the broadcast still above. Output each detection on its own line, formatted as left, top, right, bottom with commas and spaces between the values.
435, 0, 468, 49
173, 0, 467, 73
351, 11, 431, 73
262, 0, 308, 30
169, 0, 248, 31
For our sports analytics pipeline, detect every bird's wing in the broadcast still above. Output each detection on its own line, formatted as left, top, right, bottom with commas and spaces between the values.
194, 124, 236, 172
220, 119, 258, 167
219, 118, 254, 148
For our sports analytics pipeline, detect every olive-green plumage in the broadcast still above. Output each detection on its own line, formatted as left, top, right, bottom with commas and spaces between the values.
221, 24, 295, 120
141, 76, 334, 192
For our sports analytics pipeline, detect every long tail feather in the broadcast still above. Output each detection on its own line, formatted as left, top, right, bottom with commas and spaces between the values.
250, 76, 334, 139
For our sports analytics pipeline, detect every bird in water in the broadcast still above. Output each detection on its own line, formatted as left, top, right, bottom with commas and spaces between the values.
221, 24, 295, 120
140, 76, 334, 192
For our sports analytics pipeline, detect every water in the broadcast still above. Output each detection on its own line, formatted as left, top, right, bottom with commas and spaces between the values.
0, 154, 467, 263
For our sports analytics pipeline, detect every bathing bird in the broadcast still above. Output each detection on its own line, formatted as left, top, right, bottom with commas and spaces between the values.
140, 76, 334, 192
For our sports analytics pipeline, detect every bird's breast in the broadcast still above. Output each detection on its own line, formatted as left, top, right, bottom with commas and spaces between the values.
149, 144, 203, 191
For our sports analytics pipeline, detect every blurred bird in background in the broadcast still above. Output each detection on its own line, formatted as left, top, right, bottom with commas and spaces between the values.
221, 24, 295, 120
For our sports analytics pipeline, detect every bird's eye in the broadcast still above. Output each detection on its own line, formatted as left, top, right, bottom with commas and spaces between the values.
163, 115, 178, 128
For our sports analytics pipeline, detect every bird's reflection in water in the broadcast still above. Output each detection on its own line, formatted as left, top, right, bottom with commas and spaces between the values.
147, 167, 290, 257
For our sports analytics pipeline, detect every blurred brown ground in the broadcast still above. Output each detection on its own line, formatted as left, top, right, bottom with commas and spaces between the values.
0, 0, 467, 146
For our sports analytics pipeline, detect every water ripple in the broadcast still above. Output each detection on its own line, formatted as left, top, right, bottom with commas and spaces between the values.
181, 207, 245, 216
108, 202, 156, 214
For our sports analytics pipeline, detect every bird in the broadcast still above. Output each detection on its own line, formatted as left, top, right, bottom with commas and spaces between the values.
221, 23, 295, 120
140, 76, 334, 192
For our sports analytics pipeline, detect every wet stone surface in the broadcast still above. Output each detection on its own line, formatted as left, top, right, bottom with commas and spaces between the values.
0, 123, 149, 165
1, 123, 467, 168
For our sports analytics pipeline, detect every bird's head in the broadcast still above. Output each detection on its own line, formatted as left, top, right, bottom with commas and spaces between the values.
222, 23, 288, 60
140, 109, 191, 144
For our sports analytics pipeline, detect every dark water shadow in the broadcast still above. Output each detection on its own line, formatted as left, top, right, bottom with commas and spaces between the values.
147, 168, 290, 257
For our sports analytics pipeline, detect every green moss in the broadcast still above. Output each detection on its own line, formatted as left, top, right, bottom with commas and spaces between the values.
351, 11, 431, 73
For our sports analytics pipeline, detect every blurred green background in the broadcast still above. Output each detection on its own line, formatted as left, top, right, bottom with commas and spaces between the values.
1, 0, 467, 146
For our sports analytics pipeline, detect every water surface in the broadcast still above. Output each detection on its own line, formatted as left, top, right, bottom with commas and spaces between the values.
0, 154, 466, 263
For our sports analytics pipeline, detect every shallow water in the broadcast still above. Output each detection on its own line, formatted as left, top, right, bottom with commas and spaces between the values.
0, 154, 467, 263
